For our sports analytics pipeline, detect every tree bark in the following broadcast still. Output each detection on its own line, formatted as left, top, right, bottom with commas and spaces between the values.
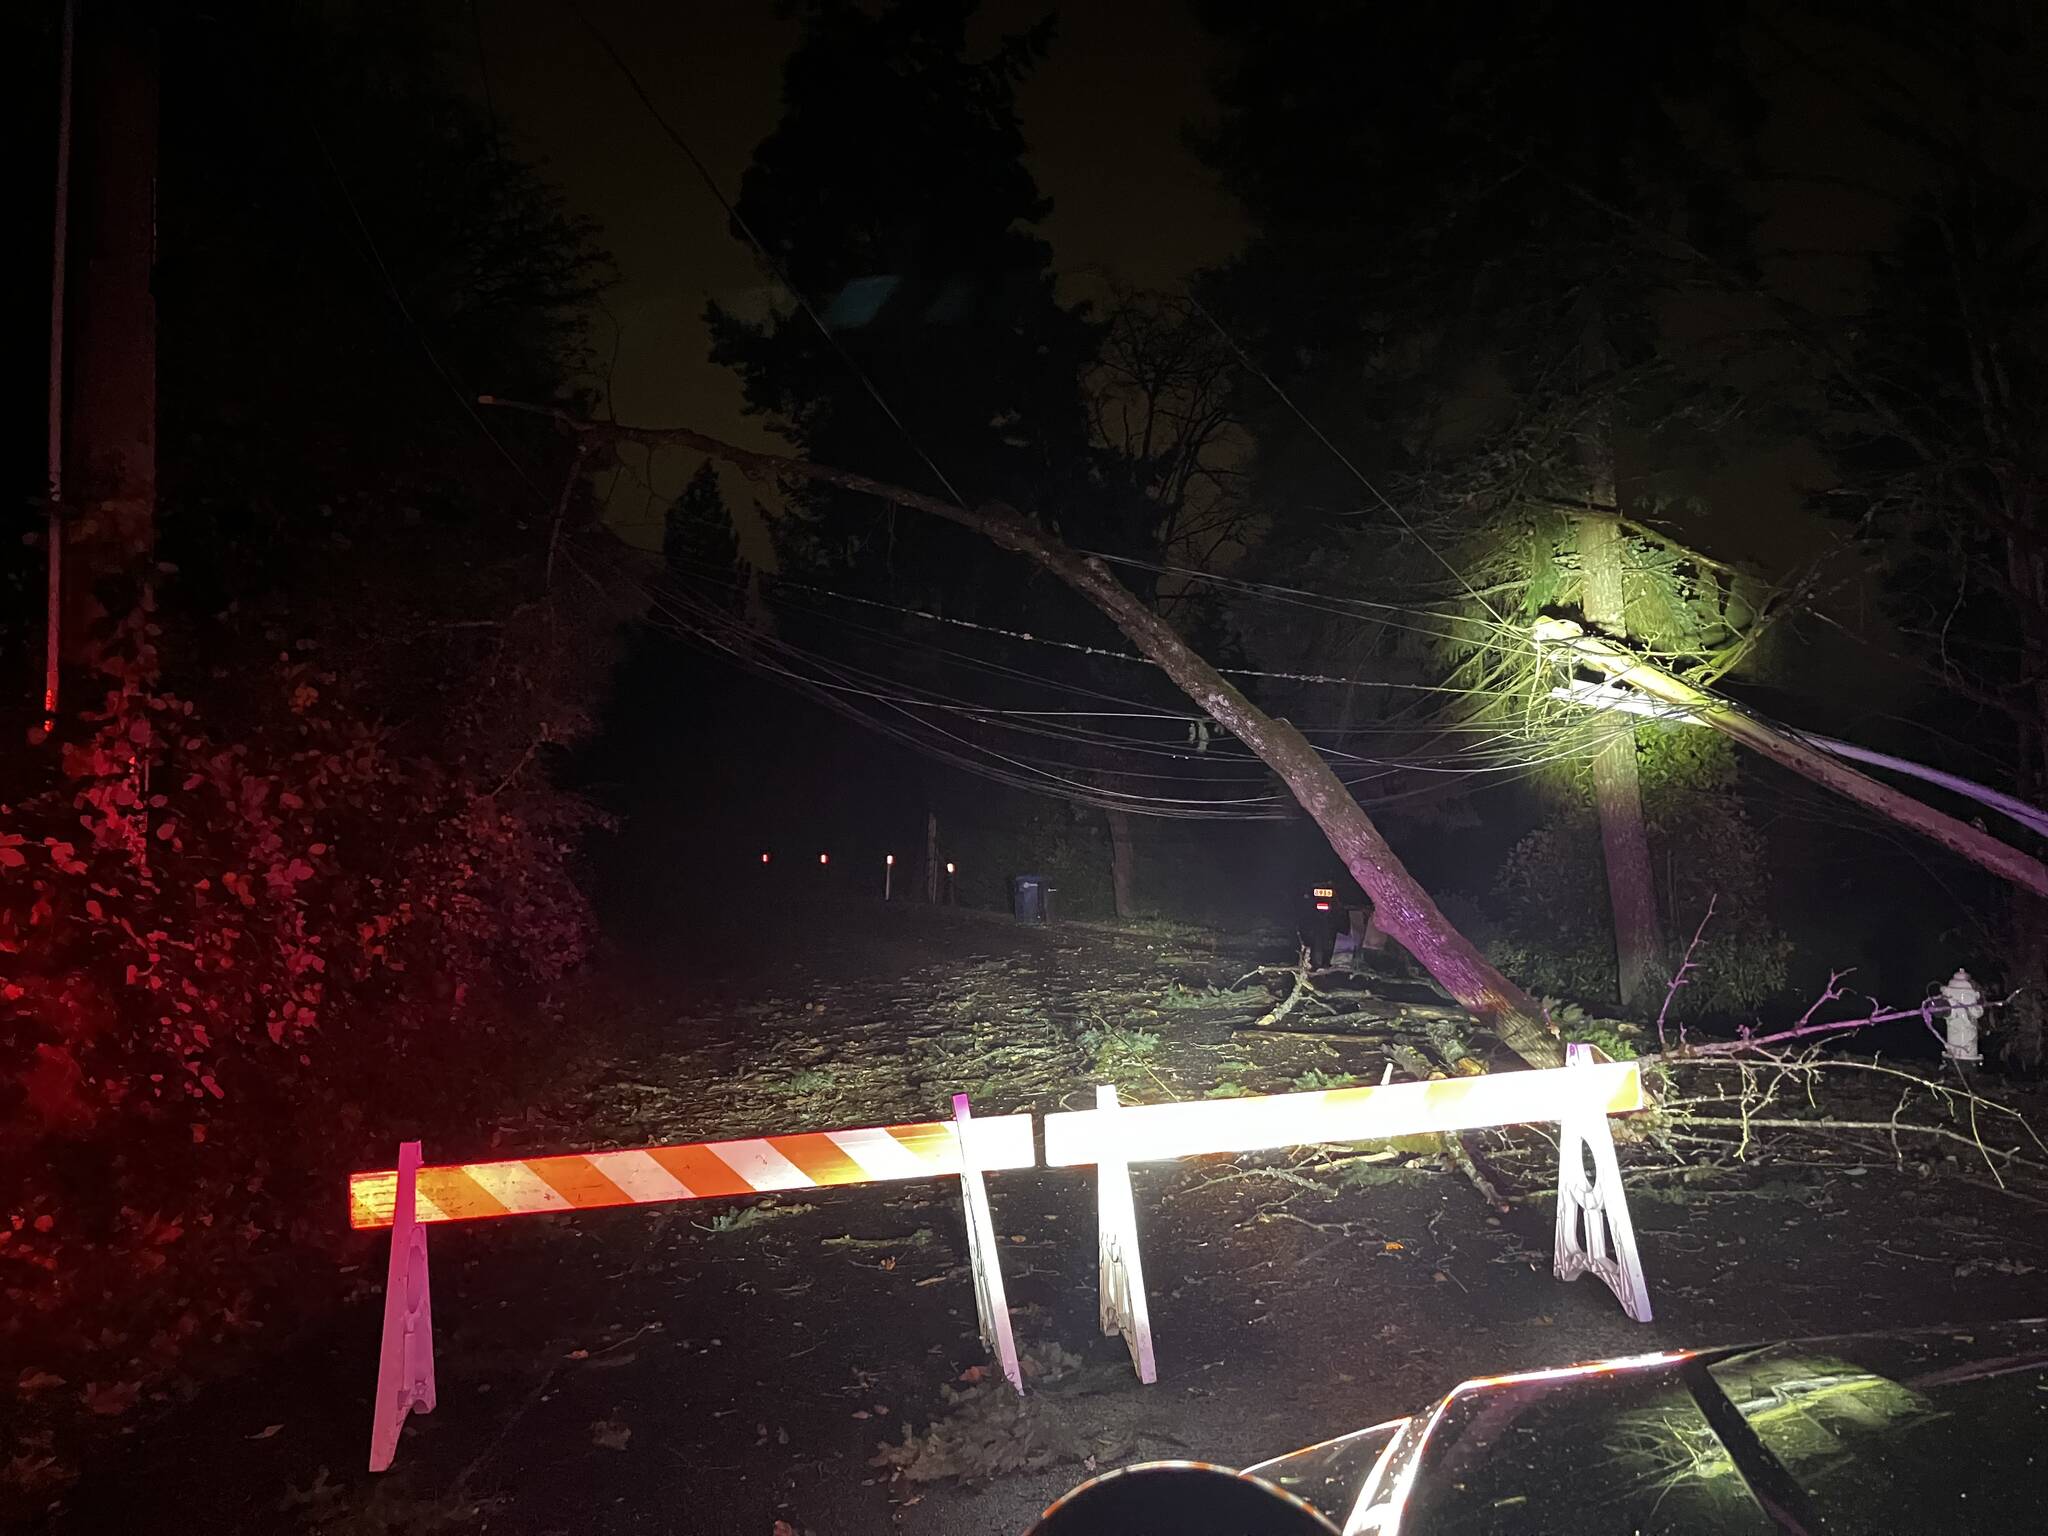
1575, 513, 1663, 1008
491, 401, 1563, 1067
1535, 617, 2048, 900
1106, 807, 1138, 920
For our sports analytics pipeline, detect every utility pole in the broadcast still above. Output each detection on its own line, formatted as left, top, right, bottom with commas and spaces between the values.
1571, 300, 1663, 1009
43, 0, 76, 727
1575, 512, 1663, 1007
59, 0, 160, 658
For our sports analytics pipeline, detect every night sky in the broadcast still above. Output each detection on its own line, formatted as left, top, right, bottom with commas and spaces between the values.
474, 0, 1245, 555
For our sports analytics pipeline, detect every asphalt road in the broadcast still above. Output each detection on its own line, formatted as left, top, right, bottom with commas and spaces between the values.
37, 899, 2048, 1535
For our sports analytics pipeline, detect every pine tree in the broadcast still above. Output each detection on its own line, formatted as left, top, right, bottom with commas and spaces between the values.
708, 0, 1098, 618
661, 462, 747, 613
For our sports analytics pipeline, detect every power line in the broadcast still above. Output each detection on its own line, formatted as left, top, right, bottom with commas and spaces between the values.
1188, 295, 1509, 626
596, 539, 1649, 816
566, 1, 969, 510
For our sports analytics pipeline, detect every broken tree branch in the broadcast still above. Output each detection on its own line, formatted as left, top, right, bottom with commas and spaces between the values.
1655, 894, 1715, 1050
488, 397, 1562, 1068
1533, 617, 2048, 899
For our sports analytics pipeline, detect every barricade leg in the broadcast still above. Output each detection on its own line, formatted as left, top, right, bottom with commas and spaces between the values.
1094, 1085, 1157, 1384
369, 1140, 437, 1472
952, 1094, 1023, 1393
1553, 1045, 1654, 1322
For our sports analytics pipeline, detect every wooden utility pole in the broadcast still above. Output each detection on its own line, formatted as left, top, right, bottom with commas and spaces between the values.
1575, 513, 1663, 1007
59, 0, 159, 656
492, 401, 1564, 1068
1106, 807, 1137, 920
1569, 303, 1663, 1008
43, 0, 76, 725
1535, 618, 2048, 901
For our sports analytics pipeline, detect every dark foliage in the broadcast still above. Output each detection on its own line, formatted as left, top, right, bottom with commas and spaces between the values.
3, 1, 615, 1497
708, 0, 1098, 616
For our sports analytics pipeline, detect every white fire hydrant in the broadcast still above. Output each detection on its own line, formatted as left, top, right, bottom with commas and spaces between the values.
1940, 969, 1985, 1064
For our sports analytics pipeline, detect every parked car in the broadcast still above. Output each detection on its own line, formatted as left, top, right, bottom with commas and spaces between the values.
1027, 1318, 2048, 1534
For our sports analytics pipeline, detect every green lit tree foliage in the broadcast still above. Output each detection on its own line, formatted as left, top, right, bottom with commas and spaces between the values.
1490, 732, 1792, 1018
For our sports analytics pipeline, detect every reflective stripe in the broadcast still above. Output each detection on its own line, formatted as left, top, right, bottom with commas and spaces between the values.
827, 1125, 932, 1181
709, 1138, 815, 1192
463, 1161, 573, 1213
772, 1131, 872, 1186
592, 1149, 694, 1204
347, 1111, 1038, 1228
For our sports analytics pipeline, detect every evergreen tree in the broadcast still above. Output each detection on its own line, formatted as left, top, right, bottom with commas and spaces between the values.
708, 0, 1098, 619
662, 462, 748, 613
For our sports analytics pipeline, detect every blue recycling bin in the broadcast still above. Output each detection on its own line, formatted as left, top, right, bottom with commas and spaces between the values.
1012, 874, 1054, 924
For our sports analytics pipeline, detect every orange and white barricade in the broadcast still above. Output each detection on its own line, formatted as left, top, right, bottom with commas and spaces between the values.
1042, 1045, 1652, 1381
351, 1099, 1033, 1470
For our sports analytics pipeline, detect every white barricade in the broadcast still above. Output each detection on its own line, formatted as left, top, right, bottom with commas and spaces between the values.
1553, 1042, 1654, 1321
1043, 1045, 1653, 1380
368, 1141, 436, 1475
1093, 1085, 1157, 1384
353, 1099, 1032, 1470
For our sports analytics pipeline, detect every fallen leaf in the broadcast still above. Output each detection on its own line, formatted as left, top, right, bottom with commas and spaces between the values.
1383, 1241, 1404, 1252
773, 1523, 797, 1536
248, 1424, 284, 1441
589, 1419, 632, 1451
84, 1381, 141, 1417
957, 1365, 987, 1385
17, 1370, 66, 1396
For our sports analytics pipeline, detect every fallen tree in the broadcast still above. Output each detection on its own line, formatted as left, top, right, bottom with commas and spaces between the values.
485, 399, 1564, 1069
1534, 617, 2048, 901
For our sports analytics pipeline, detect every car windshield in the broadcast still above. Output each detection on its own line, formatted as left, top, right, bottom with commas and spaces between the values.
1352, 1322, 2048, 1534
1703, 1324, 2048, 1533
1392, 1363, 1778, 1535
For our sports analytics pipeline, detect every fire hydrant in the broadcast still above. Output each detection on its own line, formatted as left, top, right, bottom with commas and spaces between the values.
1940, 969, 1985, 1064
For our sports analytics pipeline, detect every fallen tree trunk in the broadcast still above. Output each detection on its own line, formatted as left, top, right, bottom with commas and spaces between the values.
492, 399, 1562, 1069
1535, 616, 2048, 900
